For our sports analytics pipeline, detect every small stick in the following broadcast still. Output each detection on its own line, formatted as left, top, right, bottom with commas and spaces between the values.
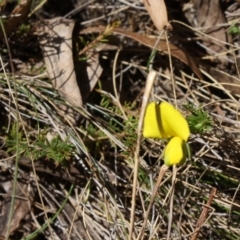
128, 70, 157, 240
167, 165, 177, 240
190, 187, 217, 240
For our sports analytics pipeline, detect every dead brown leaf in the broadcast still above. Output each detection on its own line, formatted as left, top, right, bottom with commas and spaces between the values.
114, 28, 203, 79
0, 173, 35, 238
209, 67, 240, 95
80, 26, 203, 80
84, 54, 103, 99
18, 156, 86, 185
38, 17, 83, 108
37, 17, 103, 119
193, 0, 228, 54
143, 0, 172, 31
0, 0, 7, 10
0, 0, 32, 39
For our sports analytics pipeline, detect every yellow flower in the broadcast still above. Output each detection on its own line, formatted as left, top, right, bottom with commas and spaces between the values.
163, 136, 188, 166
143, 101, 191, 166
143, 102, 190, 141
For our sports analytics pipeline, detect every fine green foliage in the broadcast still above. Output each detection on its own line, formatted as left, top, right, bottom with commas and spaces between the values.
5, 123, 74, 165
35, 136, 74, 165
184, 103, 213, 134
146, 48, 158, 71
17, 23, 31, 36
123, 115, 138, 148
228, 23, 240, 35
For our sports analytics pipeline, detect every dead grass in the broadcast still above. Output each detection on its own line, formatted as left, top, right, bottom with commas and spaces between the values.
0, 0, 240, 240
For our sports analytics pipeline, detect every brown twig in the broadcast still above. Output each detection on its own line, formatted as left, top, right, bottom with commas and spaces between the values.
191, 187, 217, 240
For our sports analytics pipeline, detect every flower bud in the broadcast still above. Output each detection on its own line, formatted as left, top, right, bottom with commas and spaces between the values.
164, 136, 188, 166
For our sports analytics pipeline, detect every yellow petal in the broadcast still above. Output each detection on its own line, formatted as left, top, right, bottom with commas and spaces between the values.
160, 102, 190, 141
143, 102, 165, 138
143, 102, 190, 140
164, 136, 188, 166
